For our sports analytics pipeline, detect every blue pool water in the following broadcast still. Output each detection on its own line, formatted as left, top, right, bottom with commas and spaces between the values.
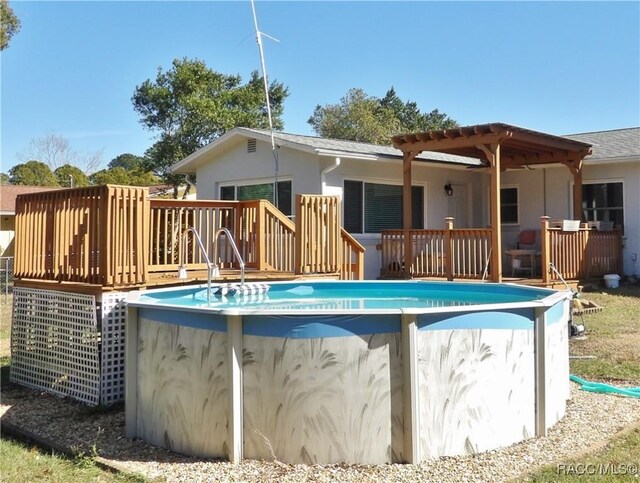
136, 280, 555, 313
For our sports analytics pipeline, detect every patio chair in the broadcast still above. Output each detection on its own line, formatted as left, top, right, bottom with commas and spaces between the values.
505, 230, 538, 277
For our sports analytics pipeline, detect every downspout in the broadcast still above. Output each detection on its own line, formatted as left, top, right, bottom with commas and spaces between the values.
321, 157, 341, 195
184, 174, 197, 199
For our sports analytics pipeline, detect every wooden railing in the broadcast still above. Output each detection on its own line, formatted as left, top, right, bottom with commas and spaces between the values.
248, 200, 296, 272
147, 199, 296, 273
14, 185, 148, 287
340, 228, 365, 280
541, 216, 622, 283
148, 199, 237, 272
380, 220, 492, 280
15, 187, 364, 288
292, 195, 364, 279
295, 195, 341, 275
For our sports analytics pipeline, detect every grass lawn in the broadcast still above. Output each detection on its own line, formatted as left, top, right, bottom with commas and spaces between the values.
2, 295, 149, 482
521, 427, 640, 482
0, 437, 146, 483
520, 283, 640, 482
0, 294, 12, 363
570, 285, 640, 383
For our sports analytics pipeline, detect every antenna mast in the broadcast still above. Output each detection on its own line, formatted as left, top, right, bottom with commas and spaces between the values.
250, 0, 279, 204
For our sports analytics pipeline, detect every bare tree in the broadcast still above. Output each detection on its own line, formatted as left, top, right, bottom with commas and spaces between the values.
18, 133, 103, 174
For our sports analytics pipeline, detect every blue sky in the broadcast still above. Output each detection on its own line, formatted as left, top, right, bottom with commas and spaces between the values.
2, 1, 639, 173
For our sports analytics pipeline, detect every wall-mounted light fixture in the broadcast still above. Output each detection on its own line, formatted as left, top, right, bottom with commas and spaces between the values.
444, 183, 454, 197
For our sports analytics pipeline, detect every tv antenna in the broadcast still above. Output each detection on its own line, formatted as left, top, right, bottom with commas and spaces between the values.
250, 0, 280, 204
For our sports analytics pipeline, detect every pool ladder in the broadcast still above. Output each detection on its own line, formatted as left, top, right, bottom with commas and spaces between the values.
178, 227, 245, 304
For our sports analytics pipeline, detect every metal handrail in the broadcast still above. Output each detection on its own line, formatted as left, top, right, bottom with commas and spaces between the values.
179, 227, 213, 304
213, 227, 246, 287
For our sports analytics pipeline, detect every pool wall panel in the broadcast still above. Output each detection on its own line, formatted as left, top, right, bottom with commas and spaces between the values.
242, 315, 403, 464
417, 309, 536, 459
545, 299, 570, 429
136, 316, 229, 458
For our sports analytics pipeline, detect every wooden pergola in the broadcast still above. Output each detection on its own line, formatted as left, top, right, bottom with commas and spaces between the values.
392, 122, 593, 282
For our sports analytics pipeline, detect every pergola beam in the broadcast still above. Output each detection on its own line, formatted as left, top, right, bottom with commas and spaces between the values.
394, 132, 509, 154
391, 122, 592, 282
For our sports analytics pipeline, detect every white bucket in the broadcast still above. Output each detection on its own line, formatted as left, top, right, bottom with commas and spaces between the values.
604, 274, 620, 289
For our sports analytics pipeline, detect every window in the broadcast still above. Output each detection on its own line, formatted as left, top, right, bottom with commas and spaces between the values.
500, 187, 519, 224
343, 180, 424, 233
220, 180, 292, 216
582, 182, 623, 230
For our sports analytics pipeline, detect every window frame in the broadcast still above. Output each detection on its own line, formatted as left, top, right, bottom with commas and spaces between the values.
342, 177, 427, 235
218, 178, 293, 216
576, 179, 625, 231
499, 185, 520, 226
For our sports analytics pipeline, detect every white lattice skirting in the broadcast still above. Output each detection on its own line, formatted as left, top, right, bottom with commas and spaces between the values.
11, 288, 127, 406
100, 292, 127, 405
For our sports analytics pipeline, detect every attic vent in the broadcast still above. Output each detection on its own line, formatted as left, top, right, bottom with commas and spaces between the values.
247, 138, 257, 153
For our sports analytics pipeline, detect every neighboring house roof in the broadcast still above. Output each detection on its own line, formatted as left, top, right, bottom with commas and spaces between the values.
147, 184, 197, 199
564, 127, 640, 161
147, 184, 175, 197
0, 185, 61, 215
171, 127, 485, 173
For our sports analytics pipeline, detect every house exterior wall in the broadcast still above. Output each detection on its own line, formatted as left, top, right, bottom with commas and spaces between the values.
195, 138, 321, 200
502, 160, 640, 276
191, 134, 637, 278
193, 137, 487, 280
0, 215, 15, 255
323, 158, 486, 279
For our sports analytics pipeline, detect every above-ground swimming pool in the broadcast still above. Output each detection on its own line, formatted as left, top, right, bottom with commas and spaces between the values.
125, 280, 571, 465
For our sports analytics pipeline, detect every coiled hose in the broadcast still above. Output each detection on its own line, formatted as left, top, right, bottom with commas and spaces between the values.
570, 374, 640, 398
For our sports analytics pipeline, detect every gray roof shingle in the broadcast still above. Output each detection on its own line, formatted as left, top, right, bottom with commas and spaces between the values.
564, 127, 640, 160
238, 127, 484, 166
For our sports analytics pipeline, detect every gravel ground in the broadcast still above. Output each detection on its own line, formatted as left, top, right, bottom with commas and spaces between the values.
1, 382, 639, 483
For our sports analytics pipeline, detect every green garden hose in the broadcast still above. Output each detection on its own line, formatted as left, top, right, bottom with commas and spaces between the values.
570, 374, 640, 398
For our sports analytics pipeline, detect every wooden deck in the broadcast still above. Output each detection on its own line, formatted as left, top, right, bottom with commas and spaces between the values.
12, 187, 365, 294
146, 269, 340, 288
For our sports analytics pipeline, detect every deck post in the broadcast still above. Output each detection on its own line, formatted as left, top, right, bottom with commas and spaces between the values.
256, 201, 266, 270
445, 217, 454, 281
540, 216, 551, 284
401, 313, 421, 463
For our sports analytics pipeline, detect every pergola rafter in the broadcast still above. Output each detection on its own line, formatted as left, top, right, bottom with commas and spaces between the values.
391, 122, 593, 282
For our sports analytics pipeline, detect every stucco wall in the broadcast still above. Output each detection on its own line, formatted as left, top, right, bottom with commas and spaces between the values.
193, 137, 488, 279
191, 134, 638, 278
501, 160, 640, 275
195, 137, 321, 200
0, 215, 15, 255
323, 158, 486, 279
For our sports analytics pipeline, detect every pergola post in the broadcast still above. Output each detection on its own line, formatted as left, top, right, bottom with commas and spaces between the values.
478, 143, 502, 282
403, 151, 418, 278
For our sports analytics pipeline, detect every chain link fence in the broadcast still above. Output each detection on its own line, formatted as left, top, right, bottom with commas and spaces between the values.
0, 257, 13, 302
